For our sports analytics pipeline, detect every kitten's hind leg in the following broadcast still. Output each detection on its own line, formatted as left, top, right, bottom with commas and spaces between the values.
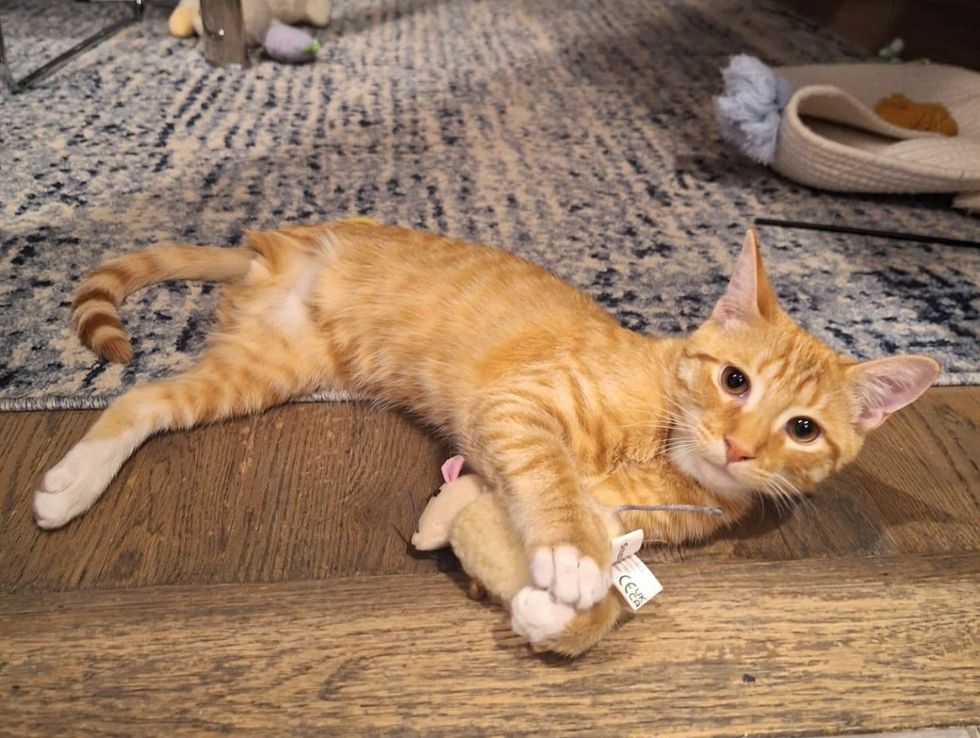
32, 340, 310, 529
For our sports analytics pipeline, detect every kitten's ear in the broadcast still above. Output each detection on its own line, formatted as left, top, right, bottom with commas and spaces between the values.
845, 355, 940, 430
711, 229, 779, 326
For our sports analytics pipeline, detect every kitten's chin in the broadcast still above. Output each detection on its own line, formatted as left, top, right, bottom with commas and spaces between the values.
669, 446, 754, 499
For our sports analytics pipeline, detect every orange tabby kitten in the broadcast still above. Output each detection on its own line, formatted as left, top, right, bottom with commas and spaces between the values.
33, 221, 938, 655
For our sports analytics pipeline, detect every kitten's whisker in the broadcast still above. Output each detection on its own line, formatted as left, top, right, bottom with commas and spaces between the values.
771, 472, 802, 497
662, 436, 697, 447
664, 398, 699, 427
623, 411, 699, 434
767, 475, 808, 519
622, 422, 676, 434
665, 396, 700, 417
619, 419, 668, 430
661, 439, 699, 453
770, 476, 795, 501
770, 472, 818, 519
620, 417, 688, 435
760, 476, 797, 519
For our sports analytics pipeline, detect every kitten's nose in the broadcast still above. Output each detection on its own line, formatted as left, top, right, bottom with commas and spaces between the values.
724, 436, 755, 464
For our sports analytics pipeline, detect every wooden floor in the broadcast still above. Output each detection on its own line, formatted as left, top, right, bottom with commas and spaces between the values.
1, 388, 978, 736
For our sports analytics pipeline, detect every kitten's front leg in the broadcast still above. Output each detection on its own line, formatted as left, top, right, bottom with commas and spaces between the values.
511, 588, 625, 657
469, 399, 613, 610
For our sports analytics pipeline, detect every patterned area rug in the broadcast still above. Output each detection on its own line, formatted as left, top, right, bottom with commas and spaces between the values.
1, 0, 978, 410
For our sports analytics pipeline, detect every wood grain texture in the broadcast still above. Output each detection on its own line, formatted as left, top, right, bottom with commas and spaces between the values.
0, 388, 977, 592
0, 403, 453, 594
1, 553, 977, 737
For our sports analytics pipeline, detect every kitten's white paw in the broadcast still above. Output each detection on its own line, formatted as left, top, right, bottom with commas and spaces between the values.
530, 545, 611, 610
510, 586, 576, 644
32, 440, 124, 529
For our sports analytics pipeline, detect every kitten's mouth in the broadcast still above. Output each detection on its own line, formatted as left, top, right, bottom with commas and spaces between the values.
668, 436, 750, 497
705, 458, 733, 476
697, 454, 740, 483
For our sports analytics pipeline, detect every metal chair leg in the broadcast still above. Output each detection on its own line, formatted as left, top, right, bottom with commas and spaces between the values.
0, 17, 16, 92
2, 0, 144, 94
200, 0, 248, 67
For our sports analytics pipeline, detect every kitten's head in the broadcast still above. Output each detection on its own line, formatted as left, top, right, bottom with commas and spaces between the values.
669, 229, 939, 501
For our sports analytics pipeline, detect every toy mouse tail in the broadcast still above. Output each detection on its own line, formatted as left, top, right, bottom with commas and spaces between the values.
71, 243, 253, 363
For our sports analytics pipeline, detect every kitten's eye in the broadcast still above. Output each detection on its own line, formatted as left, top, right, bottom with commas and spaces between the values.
721, 365, 750, 396
787, 416, 820, 443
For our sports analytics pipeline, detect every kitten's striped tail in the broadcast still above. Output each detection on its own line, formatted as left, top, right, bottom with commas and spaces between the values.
71, 244, 254, 363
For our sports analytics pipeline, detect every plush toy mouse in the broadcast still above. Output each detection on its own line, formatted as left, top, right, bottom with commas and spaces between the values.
413, 454, 644, 652
412, 455, 533, 603
168, 0, 331, 64
413, 456, 722, 653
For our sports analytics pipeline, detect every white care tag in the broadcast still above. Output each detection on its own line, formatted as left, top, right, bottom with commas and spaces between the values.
612, 555, 663, 611
610, 528, 644, 563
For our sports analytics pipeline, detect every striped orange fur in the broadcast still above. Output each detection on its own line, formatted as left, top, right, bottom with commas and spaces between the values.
70, 243, 254, 364
36, 221, 939, 656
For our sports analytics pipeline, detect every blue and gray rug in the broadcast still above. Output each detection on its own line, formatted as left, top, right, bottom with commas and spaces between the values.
1, 0, 978, 410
